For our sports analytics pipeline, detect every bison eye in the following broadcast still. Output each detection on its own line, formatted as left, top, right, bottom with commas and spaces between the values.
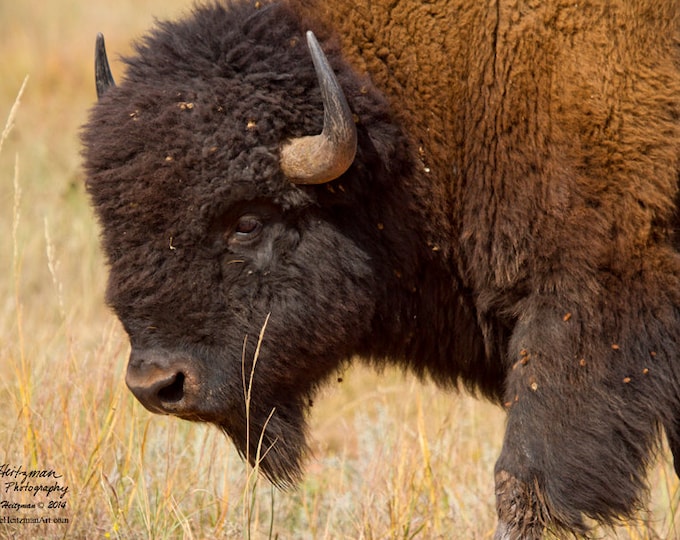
231, 214, 263, 242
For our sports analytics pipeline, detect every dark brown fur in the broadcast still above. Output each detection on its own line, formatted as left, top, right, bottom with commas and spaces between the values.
82, 1, 680, 537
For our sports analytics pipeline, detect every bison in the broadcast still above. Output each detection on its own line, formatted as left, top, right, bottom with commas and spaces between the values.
82, 0, 680, 538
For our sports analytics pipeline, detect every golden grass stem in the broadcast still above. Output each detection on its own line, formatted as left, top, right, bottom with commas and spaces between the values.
0, 76, 28, 155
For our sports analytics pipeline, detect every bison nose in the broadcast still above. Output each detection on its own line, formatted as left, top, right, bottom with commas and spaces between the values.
126, 349, 198, 416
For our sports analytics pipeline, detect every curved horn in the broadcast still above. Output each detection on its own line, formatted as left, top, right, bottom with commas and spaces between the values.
280, 31, 357, 185
95, 33, 116, 100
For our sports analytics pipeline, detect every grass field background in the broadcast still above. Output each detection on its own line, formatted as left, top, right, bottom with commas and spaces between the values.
1, 1, 680, 538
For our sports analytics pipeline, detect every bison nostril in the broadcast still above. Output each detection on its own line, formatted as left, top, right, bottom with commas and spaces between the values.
158, 372, 185, 404
126, 351, 197, 415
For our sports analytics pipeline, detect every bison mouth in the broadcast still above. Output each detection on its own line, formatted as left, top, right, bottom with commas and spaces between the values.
125, 341, 313, 487
125, 345, 310, 486
219, 399, 309, 488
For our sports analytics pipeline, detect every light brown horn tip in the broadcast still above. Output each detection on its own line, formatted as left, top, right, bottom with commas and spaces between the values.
280, 31, 357, 185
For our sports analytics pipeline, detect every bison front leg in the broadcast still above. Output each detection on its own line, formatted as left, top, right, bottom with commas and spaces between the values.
493, 470, 550, 540
492, 263, 680, 538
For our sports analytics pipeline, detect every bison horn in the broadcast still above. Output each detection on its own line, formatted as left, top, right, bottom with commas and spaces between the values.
95, 33, 116, 99
280, 31, 357, 185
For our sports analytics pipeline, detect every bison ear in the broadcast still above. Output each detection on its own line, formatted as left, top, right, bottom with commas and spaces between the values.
280, 31, 357, 185
95, 33, 116, 100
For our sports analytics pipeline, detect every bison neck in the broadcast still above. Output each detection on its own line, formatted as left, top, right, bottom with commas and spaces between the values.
360, 249, 506, 403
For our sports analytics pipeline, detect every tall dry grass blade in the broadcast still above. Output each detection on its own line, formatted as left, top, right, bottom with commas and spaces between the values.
240, 313, 273, 539
70, 382, 125, 534
245, 406, 277, 540
242, 312, 271, 468
0, 76, 28, 156
416, 393, 438, 532
44, 216, 66, 321
9, 147, 39, 467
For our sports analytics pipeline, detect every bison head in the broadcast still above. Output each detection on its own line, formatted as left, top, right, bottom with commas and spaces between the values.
82, 2, 416, 485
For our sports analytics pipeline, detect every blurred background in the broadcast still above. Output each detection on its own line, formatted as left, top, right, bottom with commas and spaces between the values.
0, 1, 677, 538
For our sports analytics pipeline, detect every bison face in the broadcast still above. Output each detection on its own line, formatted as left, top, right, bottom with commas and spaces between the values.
82, 4, 408, 485
117, 194, 377, 485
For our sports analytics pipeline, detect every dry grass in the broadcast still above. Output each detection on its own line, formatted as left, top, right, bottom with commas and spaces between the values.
1, 1, 679, 538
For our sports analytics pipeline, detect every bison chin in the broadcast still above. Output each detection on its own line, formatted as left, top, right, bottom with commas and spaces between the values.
220, 399, 309, 489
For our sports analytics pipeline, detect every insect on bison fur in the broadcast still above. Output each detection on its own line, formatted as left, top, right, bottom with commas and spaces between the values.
82, 1, 680, 538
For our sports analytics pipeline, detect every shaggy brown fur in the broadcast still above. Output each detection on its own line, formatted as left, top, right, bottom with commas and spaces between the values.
82, 1, 680, 538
